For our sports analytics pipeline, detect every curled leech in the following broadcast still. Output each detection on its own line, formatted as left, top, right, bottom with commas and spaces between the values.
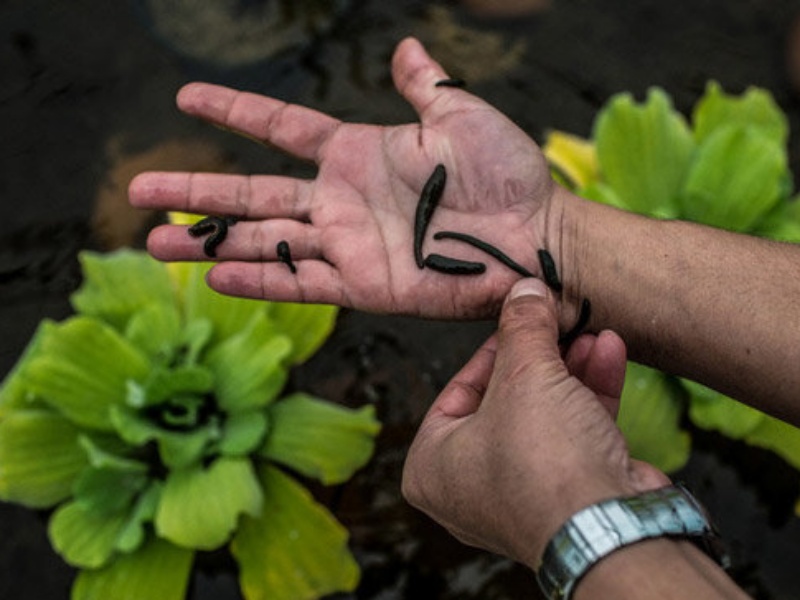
424, 253, 486, 275
435, 78, 467, 88
414, 164, 447, 268
433, 231, 534, 277
188, 216, 238, 258
558, 298, 591, 347
276, 240, 296, 273
537, 249, 563, 292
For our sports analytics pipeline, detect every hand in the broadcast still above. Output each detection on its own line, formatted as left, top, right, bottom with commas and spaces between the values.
401, 278, 670, 568
129, 37, 558, 319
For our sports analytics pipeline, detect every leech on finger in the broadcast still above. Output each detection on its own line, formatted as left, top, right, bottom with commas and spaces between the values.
188, 215, 238, 258
435, 78, 467, 88
433, 231, 534, 277
537, 249, 563, 292
276, 240, 297, 273
414, 164, 447, 268
558, 298, 591, 347
423, 253, 486, 275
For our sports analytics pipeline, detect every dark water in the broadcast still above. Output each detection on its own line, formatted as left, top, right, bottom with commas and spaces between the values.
3, 0, 800, 598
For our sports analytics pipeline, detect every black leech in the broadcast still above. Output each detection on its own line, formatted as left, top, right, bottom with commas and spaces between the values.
276, 240, 297, 274
414, 164, 447, 268
558, 298, 591, 347
537, 249, 563, 292
433, 231, 533, 277
435, 78, 467, 88
424, 253, 486, 275
188, 216, 238, 258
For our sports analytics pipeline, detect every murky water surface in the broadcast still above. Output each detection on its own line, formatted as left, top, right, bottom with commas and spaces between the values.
4, 1, 800, 598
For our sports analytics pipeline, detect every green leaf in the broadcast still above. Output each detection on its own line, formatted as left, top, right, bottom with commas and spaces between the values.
266, 303, 339, 364
204, 313, 291, 412
617, 364, 691, 473
0, 321, 50, 416
232, 464, 360, 600
72, 536, 193, 600
685, 379, 765, 438
680, 125, 787, 231
124, 302, 182, 363
72, 467, 149, 516
579, 180, 631, 211
753, 197, 800, 243
109, 406, 219, 470
23, 318, 151, 431
745, 415, 800, 471
126, 364, 214, 409
70, 250, 177, 333
115, 481, 162, 554
155, 457, 263, 550
77, 435, 148, 473
594, 88, 694, 218
261, 394, 380, 485
49, 500, 129, 568
0, 409, 88, 508
182, 262, 266, 345
218, 410, 269, 457
693, 81, 788, 145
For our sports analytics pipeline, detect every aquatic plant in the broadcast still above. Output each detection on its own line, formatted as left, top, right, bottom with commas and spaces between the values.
0, 248, 380, 599
544, 82, 800, 486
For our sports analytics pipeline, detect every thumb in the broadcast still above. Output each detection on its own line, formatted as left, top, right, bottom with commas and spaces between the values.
495, 278, 563, 379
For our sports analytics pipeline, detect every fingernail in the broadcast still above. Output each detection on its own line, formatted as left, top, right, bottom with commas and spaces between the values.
508, 278, 548, 300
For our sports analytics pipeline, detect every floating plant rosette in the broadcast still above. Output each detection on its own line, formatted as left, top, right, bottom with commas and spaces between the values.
0, 248, 380, 600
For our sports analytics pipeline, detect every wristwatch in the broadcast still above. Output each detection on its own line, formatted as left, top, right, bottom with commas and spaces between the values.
535, 483, 730, 600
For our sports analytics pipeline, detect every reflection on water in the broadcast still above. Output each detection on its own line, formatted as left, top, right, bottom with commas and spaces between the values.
4, 0, 800, 598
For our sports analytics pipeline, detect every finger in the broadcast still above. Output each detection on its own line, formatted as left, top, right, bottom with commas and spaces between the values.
429, 335, 498, 419
205, 260, 348, 306
176, 82, 342, 162
565, 330, 627, 418
146, 220, 321, 262
129, 172, 312, 221
391, 37, 457, 122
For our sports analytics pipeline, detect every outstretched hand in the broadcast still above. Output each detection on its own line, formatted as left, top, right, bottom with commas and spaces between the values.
129, 37, 558, 319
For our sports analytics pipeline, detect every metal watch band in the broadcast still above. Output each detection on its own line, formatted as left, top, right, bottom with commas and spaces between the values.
535, 484, 730, 600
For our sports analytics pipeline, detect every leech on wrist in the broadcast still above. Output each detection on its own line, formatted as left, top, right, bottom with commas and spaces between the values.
424, 253, 486, 275
414, 164, 447, 268
537, 249, 563, 292
433, 231, 534, 277
558, 298, 591, 346
276, 240, 297, 273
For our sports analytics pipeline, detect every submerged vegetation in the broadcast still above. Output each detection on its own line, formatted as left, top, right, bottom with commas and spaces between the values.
545, 82, 800, 492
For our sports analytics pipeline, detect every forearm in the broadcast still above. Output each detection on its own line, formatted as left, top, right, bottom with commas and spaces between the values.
570, 539, 748, 600
550, 186, 800, 423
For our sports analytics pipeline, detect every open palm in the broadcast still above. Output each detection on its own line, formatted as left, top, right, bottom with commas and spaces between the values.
130, 37, 557, 319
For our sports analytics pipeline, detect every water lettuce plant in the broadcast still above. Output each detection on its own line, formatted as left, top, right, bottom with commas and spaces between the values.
544, 82, 800, 485
0, 248, 380, 599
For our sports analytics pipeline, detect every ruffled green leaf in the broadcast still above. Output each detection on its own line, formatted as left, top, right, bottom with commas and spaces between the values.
49, 500, 129, 568
594, 88, 694, 218
218, 410, 269, 457
685, 379, 765, 438
693, 81, 788, 145
22, 318, 151, 431
0, 322, 50, 416
155, 457, 263, 550
73, 467, 149, 516
70, 250, 177, 333
680, 125, 786, 231
579, 180, 631, 211
116, 481, 162, 554
0, 409, 88, 508
124, 302, 182, 363
617, 364, 690, 473
110, 406, 220, 469
72, 536, 193, 600
266, 303, 339, 364
182, 262, 266, 345
745, 415, 800, 471
753, 197, 800, 243
261, 394, 380, 485
204, 313, 291, 412
77, 435, 147, 473
125, 365, 214, 409
232, 464, 359, 600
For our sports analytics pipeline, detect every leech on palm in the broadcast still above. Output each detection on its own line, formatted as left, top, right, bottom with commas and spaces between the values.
128, 37, 573, 324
